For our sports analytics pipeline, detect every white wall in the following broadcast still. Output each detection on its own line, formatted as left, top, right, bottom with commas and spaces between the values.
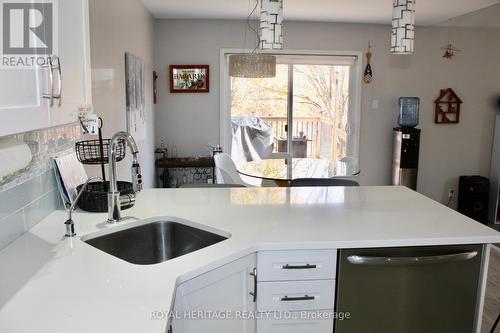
154, 19, 500, 206
88, 0, 155, 188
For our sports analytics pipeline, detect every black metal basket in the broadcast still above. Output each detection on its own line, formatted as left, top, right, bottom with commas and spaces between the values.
75, 139, 126, 165
76, 181, 134, 213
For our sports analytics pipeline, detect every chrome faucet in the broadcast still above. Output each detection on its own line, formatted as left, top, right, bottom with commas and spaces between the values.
108, 131, 143, 223
65, 176, 103, 237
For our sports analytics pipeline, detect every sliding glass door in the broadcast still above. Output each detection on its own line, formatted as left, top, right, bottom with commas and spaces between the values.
226, 52, 360, 177
230, 64, 289, 165
291, 64, 350, 159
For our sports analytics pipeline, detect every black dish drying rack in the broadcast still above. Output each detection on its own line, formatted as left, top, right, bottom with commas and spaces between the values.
76, 181, 134, 213
75, 138, 126, 165
75, 117, 134, 212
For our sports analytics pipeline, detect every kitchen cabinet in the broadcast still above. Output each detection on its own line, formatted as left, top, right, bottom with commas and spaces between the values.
256, 249, 337, 282
172, 250, 337, 333
256, 313, 334, 333
172, 254, 257, 333
257, 280, 335, 312
0, 0, 91, 136
256, 250, 337, 333
0, 61, 50, 135
49, 0, 92, 127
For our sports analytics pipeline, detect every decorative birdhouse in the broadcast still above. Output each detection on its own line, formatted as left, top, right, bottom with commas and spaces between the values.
434, 88, 462, 124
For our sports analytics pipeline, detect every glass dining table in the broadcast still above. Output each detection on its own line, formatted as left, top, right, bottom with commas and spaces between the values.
237, 158, 337, 186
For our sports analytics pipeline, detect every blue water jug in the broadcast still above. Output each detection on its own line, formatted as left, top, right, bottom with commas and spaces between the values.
398, 97, 420, 128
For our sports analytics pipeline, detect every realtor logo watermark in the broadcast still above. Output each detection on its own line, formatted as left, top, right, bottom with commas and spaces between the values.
1, 0, 57, 68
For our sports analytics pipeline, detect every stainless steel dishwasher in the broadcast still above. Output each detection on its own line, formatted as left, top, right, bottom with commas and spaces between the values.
335, 245, 484, 333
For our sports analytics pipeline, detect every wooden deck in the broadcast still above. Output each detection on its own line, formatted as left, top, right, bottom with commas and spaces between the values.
260, 116, 347, 160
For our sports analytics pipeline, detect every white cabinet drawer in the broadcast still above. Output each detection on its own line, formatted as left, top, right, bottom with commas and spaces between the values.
257, 250, 337, 281
257, 280, 335, 312
257, 311, 334, 333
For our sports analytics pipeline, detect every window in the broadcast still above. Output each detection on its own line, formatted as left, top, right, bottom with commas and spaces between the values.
221, 51, 362, 177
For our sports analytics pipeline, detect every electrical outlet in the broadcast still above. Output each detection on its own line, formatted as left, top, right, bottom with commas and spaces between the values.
448, 189, 455, 199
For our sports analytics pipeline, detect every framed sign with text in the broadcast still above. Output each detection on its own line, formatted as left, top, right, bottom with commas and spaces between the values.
169, 65, 209, 93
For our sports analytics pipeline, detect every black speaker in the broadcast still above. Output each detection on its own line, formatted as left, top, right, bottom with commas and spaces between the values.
458, 176, 489, 225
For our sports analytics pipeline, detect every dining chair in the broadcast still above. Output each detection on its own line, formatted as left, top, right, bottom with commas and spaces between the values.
180, 183, 246, 188
214, 153, 253, 186
290, 178, 360, 187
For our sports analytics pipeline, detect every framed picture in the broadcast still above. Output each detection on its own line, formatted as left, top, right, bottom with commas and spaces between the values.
169, 65, 209, 93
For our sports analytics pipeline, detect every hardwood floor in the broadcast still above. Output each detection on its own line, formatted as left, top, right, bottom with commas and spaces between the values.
482, 245, 500, 333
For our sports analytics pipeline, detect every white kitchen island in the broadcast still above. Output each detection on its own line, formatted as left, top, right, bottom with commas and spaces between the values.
0, 186, 499, 333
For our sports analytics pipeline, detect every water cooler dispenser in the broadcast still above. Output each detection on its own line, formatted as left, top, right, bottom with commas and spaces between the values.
392, 97, 421, 190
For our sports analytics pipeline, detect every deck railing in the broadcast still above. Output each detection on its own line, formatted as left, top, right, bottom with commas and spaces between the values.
259, 116, 337, 158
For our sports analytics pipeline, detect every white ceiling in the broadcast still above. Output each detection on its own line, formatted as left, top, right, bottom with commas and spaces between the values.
141, 0, 500, 26
436, 3, 500, 28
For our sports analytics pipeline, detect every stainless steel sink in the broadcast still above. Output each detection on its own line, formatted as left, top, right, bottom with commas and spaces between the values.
83, 219, 229, 265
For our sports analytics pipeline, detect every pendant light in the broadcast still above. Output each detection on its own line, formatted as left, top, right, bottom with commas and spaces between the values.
391, 0, 416, 54
260, 0, 283, 50
229, 0, 282, 78
229, 54, 277, 78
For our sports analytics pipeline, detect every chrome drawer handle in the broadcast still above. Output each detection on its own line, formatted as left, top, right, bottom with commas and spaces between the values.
347, 251, 478, 266
282, 264, 317, 270
249, 268, 257, 302
281, 295, 315, 302
42, 55, 62, 107
42, 56, 55, 106
53, 55, 62, 107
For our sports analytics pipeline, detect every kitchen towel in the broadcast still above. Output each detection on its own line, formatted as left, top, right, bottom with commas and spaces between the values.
0, 139, 32, 181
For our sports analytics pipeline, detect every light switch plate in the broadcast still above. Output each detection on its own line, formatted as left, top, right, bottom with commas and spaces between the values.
78, 113, 99, 135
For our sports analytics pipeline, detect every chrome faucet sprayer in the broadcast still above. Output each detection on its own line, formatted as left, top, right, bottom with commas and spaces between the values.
108, 131, 142, 223
131, 154, 143, 193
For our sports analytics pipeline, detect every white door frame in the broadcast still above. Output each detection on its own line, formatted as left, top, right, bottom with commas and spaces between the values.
219, 48, 363, 164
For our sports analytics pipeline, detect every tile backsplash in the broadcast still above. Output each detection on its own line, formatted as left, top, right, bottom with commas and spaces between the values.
0, 123, 81, 251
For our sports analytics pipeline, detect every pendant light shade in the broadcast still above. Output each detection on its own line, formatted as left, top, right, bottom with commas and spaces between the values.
229, 54, 277, 78
260, 0, 283, 50
391, 0, 416, 54
229, 0, 282, 78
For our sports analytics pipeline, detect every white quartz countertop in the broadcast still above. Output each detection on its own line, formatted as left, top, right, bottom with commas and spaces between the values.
1, 186, 499, 333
